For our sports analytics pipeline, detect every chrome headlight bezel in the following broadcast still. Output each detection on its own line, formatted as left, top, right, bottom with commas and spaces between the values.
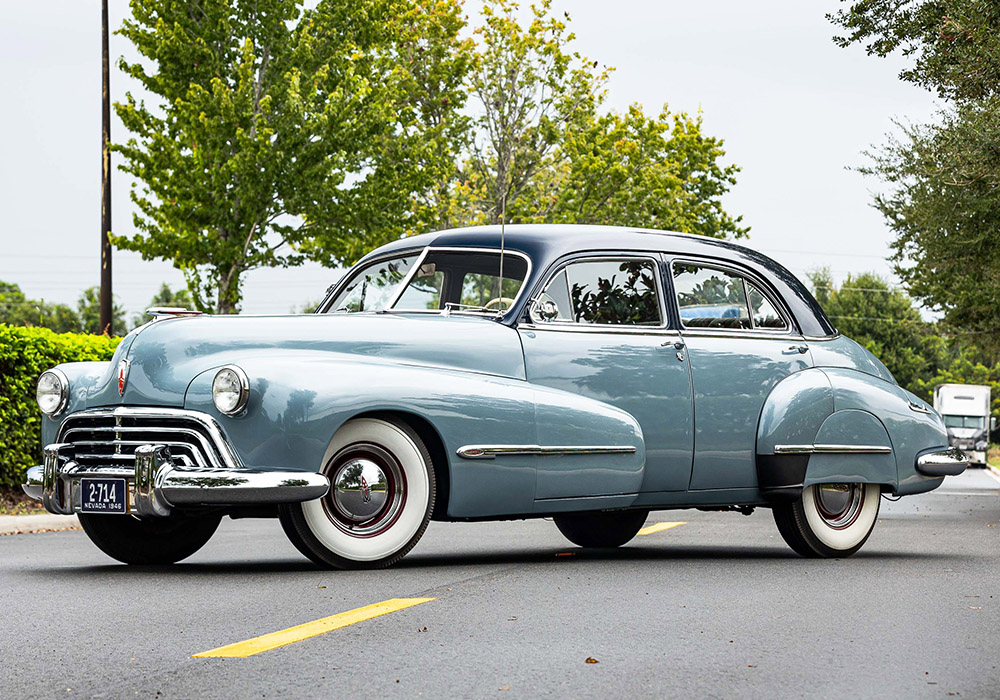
36, 368, 69, 417
212, 365, 250, 416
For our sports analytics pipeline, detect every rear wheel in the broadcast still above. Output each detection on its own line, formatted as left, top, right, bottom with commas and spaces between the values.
772, 483, 880, 558
554, 509, 649, 548
279, 417, 436, 570
79, 512, 221, 565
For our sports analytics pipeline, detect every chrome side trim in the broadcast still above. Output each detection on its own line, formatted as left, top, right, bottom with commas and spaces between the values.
519, 323, 680, 337
773, 444, 893, 455
680, 330, 808, 342
457, 444, 637, 460
916, 447, 969, 477
56, 407, 243, 470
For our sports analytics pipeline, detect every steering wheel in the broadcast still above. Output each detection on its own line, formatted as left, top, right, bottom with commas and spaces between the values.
484, 297, 515, 310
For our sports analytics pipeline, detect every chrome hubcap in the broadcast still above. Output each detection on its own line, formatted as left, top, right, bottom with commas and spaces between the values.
323, 443, 405, 538
333, 458, 389, 521
814, 483, 864, 530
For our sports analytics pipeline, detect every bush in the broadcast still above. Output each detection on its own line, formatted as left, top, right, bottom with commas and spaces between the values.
0, 325, 120, 489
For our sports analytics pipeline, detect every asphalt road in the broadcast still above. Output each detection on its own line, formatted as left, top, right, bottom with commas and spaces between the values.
4, 470, 1000, 699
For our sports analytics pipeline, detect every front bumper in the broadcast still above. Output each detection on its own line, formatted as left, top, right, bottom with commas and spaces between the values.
23, 443, 329, 517
916, 447, 970, 477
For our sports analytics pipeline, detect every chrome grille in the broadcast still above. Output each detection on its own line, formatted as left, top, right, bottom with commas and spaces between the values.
56, 408, 240, 470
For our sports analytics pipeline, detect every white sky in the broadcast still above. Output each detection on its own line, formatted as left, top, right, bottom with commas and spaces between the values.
0, 1, 938, 319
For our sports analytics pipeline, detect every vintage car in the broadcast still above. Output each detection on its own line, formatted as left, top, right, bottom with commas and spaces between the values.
24, 225, 969, 567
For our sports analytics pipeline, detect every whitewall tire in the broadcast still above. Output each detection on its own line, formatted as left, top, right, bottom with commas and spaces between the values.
772, 483, 880, 558
279, 417, 436, 569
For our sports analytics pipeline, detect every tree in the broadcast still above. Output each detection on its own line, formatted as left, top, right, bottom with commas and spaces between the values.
829, 2, 1000, 351
0, 282, 80, 333
114, 0, 456, 313
829, 1, 1000, 101
77, 287, 127, 336
807, 269, 947, 397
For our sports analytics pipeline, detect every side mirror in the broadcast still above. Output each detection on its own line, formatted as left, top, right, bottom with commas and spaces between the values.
528, 297, 560, 324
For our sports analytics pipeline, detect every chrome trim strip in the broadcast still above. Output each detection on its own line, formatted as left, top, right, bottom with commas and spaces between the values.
457, 444, 637, 460
680, 330, 808, 342
916, 447, 969, 477
56, 407, 243, 470
519, 323, 680, 337
773, 444, 893, 455
908, 400, 934, 415
802, 333, 842, 342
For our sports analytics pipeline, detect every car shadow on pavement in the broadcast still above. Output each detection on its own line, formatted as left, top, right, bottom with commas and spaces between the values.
21, 545, 967, 577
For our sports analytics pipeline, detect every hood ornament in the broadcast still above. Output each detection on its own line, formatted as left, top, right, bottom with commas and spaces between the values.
117, 359, 130, 397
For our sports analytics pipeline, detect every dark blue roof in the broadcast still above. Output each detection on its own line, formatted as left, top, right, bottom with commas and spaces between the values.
354, 225, 836, 337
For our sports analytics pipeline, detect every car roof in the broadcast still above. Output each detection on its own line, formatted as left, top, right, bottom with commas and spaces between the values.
353, 224, 837, 337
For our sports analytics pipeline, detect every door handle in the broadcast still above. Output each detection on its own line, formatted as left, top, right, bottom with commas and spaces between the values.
662, 340, 685, 350
783, 345, 808, 355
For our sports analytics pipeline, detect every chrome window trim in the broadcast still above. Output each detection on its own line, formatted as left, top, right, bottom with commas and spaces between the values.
319, 248, 425, 314
322, 246, 533, 319
524, 253, 669, 331
457, 444, 638, 460
801, 332, 842, 342
773, 444, 893, 455
56, 407, 243, 469
669, 257, 795, 336
679, 329, 806, 342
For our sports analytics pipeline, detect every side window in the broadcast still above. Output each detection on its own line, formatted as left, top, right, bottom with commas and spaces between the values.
539, 258, 662, 326
672, 262, 788, 332
747, 282, 788, 330
395, 263, 445, 310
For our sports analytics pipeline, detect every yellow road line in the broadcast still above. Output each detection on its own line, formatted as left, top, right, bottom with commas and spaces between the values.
637, 521, 687, 536
193, 597, 435, 658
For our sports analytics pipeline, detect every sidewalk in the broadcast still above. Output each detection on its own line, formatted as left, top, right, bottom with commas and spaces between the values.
0, 514, 80, 536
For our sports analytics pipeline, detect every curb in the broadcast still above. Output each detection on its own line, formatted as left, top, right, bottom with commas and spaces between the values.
0, 513, 80, 536
987, 464, 1000, 485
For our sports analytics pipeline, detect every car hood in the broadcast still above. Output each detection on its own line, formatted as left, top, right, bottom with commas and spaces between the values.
90, 313, 526, 407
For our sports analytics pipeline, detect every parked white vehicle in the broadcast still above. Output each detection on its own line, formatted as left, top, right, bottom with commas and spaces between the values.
933, 384, 994, 466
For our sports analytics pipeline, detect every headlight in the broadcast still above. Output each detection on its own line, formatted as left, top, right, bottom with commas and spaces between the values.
36, 369, 69, 417
212, 366, 249, 415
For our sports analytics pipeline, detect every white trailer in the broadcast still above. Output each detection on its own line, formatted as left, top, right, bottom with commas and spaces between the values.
933, 384, 994, 466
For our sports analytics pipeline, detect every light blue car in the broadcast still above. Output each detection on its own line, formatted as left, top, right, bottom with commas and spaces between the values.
25, 225, 968, 567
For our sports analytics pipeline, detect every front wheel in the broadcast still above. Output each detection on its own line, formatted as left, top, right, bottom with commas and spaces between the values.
772, 483, 881, 558
279, 417, 436, 570
79, 512, 221, 565
554, 509, 649, 548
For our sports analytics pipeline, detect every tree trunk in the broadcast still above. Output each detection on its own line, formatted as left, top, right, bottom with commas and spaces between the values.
215, 264, 243, 315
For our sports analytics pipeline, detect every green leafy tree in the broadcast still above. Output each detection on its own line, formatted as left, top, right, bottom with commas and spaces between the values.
0, 282, 80, 333
77, 287, 127, 336
808, 269, 947, 397
114, 0, 455, 313
830, 1, 1000, 350
830, 1, 1000, 101
454, 0, 746, 237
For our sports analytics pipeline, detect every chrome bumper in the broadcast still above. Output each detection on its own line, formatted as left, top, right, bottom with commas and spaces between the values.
916, 447, 969, 477
23, 443, 329, 517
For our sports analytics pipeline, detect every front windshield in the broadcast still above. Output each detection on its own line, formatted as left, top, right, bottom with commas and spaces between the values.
943, 415, 986, 430
327, 249, 528, 315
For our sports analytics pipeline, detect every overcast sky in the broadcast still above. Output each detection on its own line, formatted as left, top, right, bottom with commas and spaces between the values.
0, 1, 938, 320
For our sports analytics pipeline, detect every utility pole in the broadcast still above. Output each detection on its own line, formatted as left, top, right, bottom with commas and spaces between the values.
100, 0, 113, 335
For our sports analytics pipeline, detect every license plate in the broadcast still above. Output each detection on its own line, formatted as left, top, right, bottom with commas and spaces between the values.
80, 478, 128, 514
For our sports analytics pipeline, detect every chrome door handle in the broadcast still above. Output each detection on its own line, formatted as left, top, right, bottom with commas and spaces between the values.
662, 340, 685, 350
783, 345, 808, 355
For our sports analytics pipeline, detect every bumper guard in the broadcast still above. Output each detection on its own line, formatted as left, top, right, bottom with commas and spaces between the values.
915, 447, 969, 477
23, 443, 329, 517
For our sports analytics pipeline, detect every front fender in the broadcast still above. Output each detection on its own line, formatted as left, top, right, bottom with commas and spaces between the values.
184, 355, 644, 518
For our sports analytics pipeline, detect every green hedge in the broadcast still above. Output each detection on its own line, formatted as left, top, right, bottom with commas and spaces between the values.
0, 324, 120, 489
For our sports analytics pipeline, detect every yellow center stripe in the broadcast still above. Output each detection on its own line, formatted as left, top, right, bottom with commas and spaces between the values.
193, 597, 435, 658
637, 521, 687, 536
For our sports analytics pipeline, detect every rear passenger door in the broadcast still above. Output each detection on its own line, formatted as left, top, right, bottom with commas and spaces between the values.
670, 260, 813, 490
